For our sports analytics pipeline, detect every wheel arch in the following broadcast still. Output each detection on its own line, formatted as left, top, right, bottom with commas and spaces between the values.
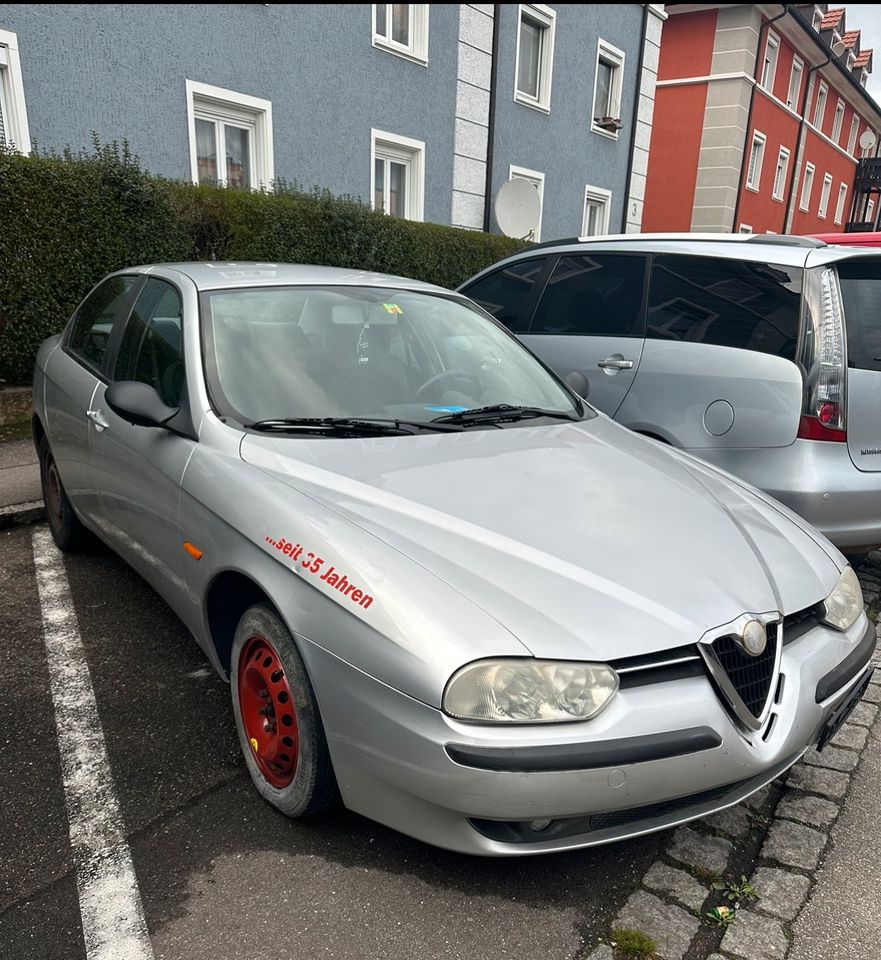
204, 569, 278, 679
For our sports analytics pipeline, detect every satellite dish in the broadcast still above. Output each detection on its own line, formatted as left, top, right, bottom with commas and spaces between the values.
860, 129, 877, 151
494, 178, 541, 240
831, 39, 847, 57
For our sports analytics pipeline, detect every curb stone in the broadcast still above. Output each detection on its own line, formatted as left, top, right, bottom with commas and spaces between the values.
0, 500, 44, 530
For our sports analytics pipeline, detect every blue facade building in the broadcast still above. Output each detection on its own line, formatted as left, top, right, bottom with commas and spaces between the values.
0, 4, 664, 239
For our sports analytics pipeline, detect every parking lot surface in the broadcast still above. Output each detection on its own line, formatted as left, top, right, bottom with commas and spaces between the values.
0, 525, 662, 960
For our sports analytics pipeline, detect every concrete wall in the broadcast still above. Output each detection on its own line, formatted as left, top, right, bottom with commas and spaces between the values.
2, 3, 651, 237
490, 3, 646, 239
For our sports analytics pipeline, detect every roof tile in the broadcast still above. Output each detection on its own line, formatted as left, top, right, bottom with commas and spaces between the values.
820, 7, 845, 30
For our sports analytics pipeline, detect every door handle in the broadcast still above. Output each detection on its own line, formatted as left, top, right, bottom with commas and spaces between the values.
86, 408, 110, 431
597, 357, 634, 370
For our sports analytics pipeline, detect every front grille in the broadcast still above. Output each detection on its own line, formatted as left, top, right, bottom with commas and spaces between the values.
711, 631, 778, 718
782, 604, 821, 645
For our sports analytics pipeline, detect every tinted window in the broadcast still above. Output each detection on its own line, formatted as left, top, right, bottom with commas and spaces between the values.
114, 279, 185, 406
68, 276, 136, 370
462, 258, 546, 332
530, 254, 647, 336
647, 255, 802, 359
838, 259, 881, 372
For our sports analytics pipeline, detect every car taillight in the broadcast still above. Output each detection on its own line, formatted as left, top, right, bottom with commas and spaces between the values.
798, 267, 847, 442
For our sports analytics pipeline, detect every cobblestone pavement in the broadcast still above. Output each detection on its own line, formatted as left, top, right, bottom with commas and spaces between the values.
584, 563, 881, 960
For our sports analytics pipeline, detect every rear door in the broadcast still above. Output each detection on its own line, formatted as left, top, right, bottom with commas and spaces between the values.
43, 275, 139, 523
519, 253, 648, 415
837, 258, 881, 471
616, 253, 804, 447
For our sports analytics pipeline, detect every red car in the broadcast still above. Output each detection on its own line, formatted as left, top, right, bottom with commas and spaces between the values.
811, 231, 881, 247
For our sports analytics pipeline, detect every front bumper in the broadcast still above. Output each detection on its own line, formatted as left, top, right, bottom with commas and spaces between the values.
693, 440, 881, 550
304, 615, 875, 856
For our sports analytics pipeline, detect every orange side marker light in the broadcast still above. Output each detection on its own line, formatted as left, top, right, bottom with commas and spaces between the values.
183, 541, 204, 561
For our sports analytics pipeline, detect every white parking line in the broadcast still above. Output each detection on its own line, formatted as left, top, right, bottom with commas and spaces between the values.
32, 528, 154, 960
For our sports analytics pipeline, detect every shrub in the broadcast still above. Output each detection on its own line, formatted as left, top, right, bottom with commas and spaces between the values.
0, 143, 523, 383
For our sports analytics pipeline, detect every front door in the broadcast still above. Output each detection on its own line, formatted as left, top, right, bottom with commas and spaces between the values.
89, 276, 195, 608
519, 253, 648, 416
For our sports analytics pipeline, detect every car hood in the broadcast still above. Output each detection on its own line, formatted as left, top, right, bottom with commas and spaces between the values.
240, 417, 841, 661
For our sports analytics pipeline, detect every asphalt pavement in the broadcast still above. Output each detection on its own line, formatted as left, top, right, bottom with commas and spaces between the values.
0, 525, 660, 960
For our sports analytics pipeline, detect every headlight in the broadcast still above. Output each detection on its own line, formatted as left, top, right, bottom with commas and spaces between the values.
820, 566, 864, 632
443, 659, 618, 723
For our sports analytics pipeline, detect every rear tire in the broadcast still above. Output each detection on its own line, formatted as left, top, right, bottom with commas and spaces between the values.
38, 436, 90, 552
230, 603, 337, 817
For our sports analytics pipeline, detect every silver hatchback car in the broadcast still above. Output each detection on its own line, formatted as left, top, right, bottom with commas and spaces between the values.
33, 262, 875, 855
460, 234, 881, 552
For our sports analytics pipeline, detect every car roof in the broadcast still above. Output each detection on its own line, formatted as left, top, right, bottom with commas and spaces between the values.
460, 232, 881, 285
120, 261, 456, 295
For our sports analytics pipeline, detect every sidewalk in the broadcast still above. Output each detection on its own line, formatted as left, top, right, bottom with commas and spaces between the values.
0, 438, 43, 527
789, 691, 881, 960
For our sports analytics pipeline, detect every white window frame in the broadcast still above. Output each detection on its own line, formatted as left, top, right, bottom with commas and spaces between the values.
0, 28, 30, 152
745, 130, 766, 192
371, 4, 429, 65
834, 182, 848, 225
591, 39, 626, 139
818, 172, 833, 219
831, 98, 845, 143
186, 80, 273, 189
507, 164, 545, 240
581, 184, 612, 237
813, 80, 828, 129
514, 4, 556, 113
760, 30, 780, 92
848, 114, 861, 155
868, 198, 876, 223
371, 128, 425, 221
771, 146, 790, 201
799, 162, 815, 212
812, 6, 823, 30
786, 56, 803, 110
739, 224, 753, 234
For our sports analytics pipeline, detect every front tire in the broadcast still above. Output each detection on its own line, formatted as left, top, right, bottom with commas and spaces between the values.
37, 436, 90, 551
230, 603, 337, 817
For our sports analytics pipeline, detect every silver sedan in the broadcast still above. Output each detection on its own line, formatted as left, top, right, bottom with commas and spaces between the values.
32, 262, 876, 855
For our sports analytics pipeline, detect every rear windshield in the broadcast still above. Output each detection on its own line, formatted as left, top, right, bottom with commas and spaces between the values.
838, 259, 881, 372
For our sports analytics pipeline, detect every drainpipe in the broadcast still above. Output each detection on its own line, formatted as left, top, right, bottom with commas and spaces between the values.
622, 4, 650, 234
482, 3, 501, 232
731, 4, 789, 233
783, 50, 833, 232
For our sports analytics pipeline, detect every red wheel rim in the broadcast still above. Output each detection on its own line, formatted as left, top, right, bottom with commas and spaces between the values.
238, 635, 299, 788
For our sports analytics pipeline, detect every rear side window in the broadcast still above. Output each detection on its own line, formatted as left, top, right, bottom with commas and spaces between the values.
837, 259, 881, 372
647, 255, 803, 359
68, 276, 137, 370
529, 254, 647, 336
114, 278, 185, 406
462, 258, 547, 332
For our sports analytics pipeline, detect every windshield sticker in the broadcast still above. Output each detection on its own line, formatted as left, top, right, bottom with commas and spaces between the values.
424, 405, 467, 413
265, 536, 374, 609
382, 302, 403, 315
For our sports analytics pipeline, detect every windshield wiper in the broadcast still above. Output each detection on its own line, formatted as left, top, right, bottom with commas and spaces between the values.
431, 403, 579, 425
247, 417, 463, 435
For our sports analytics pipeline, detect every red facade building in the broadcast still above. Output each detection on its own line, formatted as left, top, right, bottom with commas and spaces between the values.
643, 4, 881, 235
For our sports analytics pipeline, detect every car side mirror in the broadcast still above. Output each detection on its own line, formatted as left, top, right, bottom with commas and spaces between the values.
105, 381, 179, 429
563, 371, 590, 399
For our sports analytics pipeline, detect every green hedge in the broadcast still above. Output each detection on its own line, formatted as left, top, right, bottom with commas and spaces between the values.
0, 143, 524, 384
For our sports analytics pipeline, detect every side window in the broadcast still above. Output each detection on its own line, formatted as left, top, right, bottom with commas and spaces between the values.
462, 258, 547, 332
647, 255, 803, 360
68, 276, 137, 371
114, 278, 185, 406
529, 254, 647, 336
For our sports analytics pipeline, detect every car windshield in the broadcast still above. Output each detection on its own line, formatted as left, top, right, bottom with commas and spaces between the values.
201, 285, 584, 426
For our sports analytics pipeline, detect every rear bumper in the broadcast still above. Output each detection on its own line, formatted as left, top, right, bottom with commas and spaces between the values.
303, 614, 874, 856
690, 440, 881, 550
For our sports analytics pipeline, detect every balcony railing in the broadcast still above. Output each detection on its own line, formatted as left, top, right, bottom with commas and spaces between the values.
847, 158, 881, 232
